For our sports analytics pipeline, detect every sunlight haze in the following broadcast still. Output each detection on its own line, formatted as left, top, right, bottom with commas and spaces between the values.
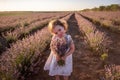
0, 0, 120, 11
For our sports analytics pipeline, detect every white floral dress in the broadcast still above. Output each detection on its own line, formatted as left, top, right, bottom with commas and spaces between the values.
44, 34, 73, 76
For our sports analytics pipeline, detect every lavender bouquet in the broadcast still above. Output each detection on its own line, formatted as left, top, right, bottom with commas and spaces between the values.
56, 37, 70, 66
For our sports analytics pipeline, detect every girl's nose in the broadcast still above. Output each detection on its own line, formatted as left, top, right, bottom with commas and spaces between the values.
58, 31, 61, 34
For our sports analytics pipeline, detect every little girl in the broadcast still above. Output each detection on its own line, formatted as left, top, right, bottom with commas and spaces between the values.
44, 19, 75, 80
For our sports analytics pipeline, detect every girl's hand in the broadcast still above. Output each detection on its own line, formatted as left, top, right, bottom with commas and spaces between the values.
61, 56, 66, 60
56, 55, 61, 61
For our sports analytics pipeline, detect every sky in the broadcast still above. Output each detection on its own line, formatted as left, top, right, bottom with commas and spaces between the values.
0, 0, 120, 11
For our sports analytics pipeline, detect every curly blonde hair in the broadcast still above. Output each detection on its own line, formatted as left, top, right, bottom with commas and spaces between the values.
48, 19, 68, 34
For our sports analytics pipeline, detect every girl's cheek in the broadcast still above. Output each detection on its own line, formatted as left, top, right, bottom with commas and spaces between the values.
62, 30, 65, 34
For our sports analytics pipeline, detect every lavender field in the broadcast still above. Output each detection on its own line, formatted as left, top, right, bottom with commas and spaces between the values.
0, 11, 120, 80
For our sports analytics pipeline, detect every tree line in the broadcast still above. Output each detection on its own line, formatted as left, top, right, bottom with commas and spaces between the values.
82, 4, 120, 11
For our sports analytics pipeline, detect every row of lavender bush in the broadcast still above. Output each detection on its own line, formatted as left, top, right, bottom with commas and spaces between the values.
0, 13, 72, 80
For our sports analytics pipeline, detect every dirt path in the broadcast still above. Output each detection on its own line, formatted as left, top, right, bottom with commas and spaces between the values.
108, 32, 120, 65
67, 13, 100, 80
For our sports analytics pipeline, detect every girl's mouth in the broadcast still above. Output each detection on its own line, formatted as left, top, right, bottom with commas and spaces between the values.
58, 33, 63, 38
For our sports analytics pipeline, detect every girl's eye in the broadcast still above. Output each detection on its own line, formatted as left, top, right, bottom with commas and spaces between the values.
58, 29, 61, 31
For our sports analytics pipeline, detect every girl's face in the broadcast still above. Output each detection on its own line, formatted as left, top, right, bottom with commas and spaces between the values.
53, 25, 66, 38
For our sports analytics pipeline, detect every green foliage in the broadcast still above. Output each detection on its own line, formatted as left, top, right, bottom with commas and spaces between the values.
15, 53, 25, 67
57, 60, 65, 66
101, 53, 108, 61
6, 36, 17, 44
92, 19, 101, 25
3, 32, 17, 44
82, 4, 120, 11
0, 26, 15, 33
99, 6, 106, 11
109, 4, 120, 11
18, 31, 29, 39
0, 71, 14, 80
14, 48, 35, 78
24, 22, 29, 26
